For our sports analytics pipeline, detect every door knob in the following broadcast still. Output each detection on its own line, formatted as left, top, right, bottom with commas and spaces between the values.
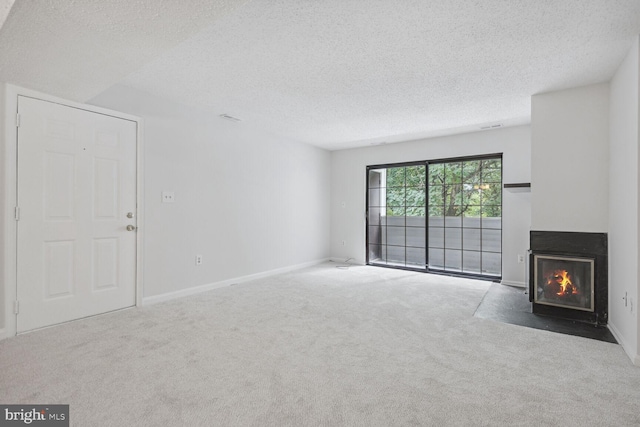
127, 212, 134, 218
126, 225, 136, 231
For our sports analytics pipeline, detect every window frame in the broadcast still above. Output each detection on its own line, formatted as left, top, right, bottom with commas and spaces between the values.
366, 153, 503, 281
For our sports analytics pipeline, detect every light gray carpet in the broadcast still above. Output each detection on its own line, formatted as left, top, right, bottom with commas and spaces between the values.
1, 263, 639, 426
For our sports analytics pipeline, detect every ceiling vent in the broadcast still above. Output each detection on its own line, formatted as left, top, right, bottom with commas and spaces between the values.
219, 114, 241, 122
480, 123, 503, 130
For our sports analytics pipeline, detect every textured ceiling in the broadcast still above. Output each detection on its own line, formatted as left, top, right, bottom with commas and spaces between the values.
2, 1, 640, 150
0, 0, 247, 101
0, 0, 14, 30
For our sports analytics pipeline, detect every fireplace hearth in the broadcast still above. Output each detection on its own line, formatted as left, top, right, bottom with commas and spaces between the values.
529, 231, 607, 325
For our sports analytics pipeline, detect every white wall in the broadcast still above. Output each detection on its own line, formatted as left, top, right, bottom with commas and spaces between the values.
531, 83, 610, 232
330, 125, 531, 286
0, 82, 5, 332
609, 36, 640, 365
89, 85, 331, 299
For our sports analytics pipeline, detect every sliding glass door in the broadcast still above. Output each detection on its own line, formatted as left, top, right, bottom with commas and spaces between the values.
366, 155, 502, 279
427, 158, 502, 276
367, 164, 426, 268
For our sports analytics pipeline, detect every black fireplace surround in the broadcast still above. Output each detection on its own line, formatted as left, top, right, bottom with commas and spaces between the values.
529, 231, 608, 325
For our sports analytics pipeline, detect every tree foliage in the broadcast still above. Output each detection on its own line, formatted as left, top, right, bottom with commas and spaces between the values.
385, 166, 425, 217
382, 159, 501, 218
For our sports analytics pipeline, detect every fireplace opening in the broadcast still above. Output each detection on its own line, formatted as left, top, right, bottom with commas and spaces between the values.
529, 231, 607, 325
533, 255, 594, 312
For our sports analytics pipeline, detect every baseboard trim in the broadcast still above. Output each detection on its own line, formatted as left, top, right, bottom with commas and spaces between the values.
607, 321, 639, 366
142, 258, 330, 305
500, 280, 526, 288
0, 328, 6, 341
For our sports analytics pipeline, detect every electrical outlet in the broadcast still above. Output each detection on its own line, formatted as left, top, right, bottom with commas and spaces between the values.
195, 255, 202, 265
341, 240, 346, 246
162, 191, 175, 203
517, 254, 524, 264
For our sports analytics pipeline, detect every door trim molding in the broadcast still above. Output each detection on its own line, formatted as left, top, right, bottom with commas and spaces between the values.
2, 84, 144, 338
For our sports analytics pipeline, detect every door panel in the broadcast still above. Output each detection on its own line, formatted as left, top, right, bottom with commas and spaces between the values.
17, 96, 137, 333
367, 165, 427, 268
367, 157, 502, 278
427, 158, 502, 276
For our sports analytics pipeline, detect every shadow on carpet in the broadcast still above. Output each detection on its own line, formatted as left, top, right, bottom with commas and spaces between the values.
474, 283, 617, 344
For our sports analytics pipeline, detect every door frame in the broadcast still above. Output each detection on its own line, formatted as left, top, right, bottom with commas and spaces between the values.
2, 84, 145, 338
365, 153, 503, 280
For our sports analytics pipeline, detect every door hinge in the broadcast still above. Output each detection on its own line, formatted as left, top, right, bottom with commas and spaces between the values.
14, 207, 20, 221
16, 113, 20, 128
14, 300, 19, 315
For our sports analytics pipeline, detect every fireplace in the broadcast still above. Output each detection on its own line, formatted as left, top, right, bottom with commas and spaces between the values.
529, 231, 607, 325
533, 255, 594, 311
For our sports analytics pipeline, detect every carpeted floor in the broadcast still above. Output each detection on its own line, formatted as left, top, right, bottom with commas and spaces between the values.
1, 263, 639, 426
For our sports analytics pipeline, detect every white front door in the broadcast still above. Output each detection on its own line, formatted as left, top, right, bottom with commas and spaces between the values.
16, 96, 137, 333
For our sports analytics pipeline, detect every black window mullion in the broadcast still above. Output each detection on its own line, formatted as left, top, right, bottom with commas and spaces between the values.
402, 168, 406, 266
479, 161, 483, 273
424, 162, 429, 270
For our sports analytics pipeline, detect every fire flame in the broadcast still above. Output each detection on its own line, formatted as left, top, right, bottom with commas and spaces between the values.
546, 269, 578, 296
